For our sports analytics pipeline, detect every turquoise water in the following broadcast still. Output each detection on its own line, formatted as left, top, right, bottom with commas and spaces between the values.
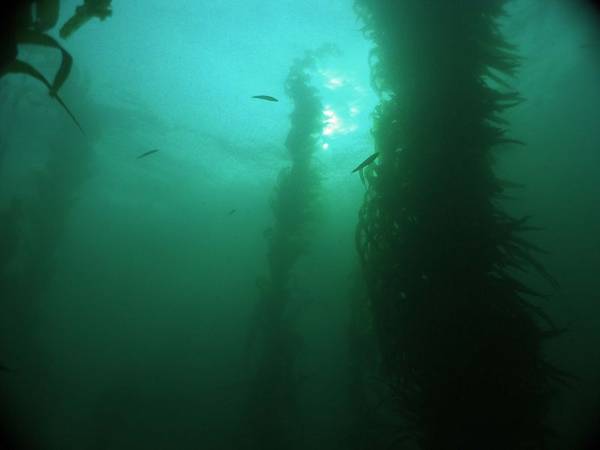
0, 1, 599, 449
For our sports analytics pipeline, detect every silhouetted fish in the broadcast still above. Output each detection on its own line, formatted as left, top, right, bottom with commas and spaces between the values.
137, 149, 159, 159
228, 209, 237, 215
352, 152, 379, 186
252, 95, 279, 102
352, 152, 379, 173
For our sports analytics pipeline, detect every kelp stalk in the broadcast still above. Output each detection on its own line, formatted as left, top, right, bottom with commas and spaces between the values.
354, 1, 564, 449
243, 50, 323, 450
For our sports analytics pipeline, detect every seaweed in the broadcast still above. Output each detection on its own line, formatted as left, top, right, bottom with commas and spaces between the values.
5, 59, 84, 134
353, 1, 564, 448
0, 7, 85, 134
242, 47, 329, 450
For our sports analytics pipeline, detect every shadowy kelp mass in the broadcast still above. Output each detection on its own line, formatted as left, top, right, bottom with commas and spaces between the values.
354, 0, 568, 448
0, 1, 98, 134
243, 48, 326, 450
0, 109, 91, 449
1, 1, 600, 450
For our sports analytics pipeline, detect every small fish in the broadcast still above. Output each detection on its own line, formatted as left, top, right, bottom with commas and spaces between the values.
228, 209, 237, 215
137, 149, 159, 159
352, 152, 379, 186
352, 152, 379, 174
252, 95, 279, 102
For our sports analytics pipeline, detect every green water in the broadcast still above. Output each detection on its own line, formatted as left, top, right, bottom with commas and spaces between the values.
0, 1, 599, 449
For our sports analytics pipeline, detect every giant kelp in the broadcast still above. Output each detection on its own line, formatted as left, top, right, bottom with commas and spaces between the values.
0, 82, 92, 449
0, 1, 113, 134
243, 50, 325, 450
0, 4, 81, 132
0, 125, 91, 330
353, 1, 564, 449
343, 267, 394, 450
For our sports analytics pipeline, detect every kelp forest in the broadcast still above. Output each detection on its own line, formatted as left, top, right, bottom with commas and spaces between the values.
355, 1, 566, 448
1, 1, 599, 449
243, 49, 324, 450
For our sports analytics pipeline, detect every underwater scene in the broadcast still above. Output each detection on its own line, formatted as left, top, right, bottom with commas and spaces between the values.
1, 0, 600, 449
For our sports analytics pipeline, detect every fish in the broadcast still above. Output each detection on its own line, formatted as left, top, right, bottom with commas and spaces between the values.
228, 209, 237, 215
352, 152, 379, 186
352, 152, 379, 174
137, 149, 159, 159
252, 95, 279, 102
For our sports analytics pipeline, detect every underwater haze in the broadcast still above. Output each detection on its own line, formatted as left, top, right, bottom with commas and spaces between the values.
1, 0, 599, 449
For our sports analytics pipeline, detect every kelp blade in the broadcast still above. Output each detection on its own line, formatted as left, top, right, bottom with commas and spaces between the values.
4, 59, 84, 134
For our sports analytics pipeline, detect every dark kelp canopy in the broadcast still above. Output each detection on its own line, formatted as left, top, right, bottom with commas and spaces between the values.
0, 1, 114, 134
1, 30, 84, 134
243, 49, 325, 449
354, 1, 566, 448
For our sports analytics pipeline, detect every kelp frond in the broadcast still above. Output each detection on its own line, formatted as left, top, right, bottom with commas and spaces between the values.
5, 60, 84, 134
2, 29, 84, 134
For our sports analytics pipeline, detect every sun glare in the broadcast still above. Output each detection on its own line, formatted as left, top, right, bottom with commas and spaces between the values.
326, 77, 344, 89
